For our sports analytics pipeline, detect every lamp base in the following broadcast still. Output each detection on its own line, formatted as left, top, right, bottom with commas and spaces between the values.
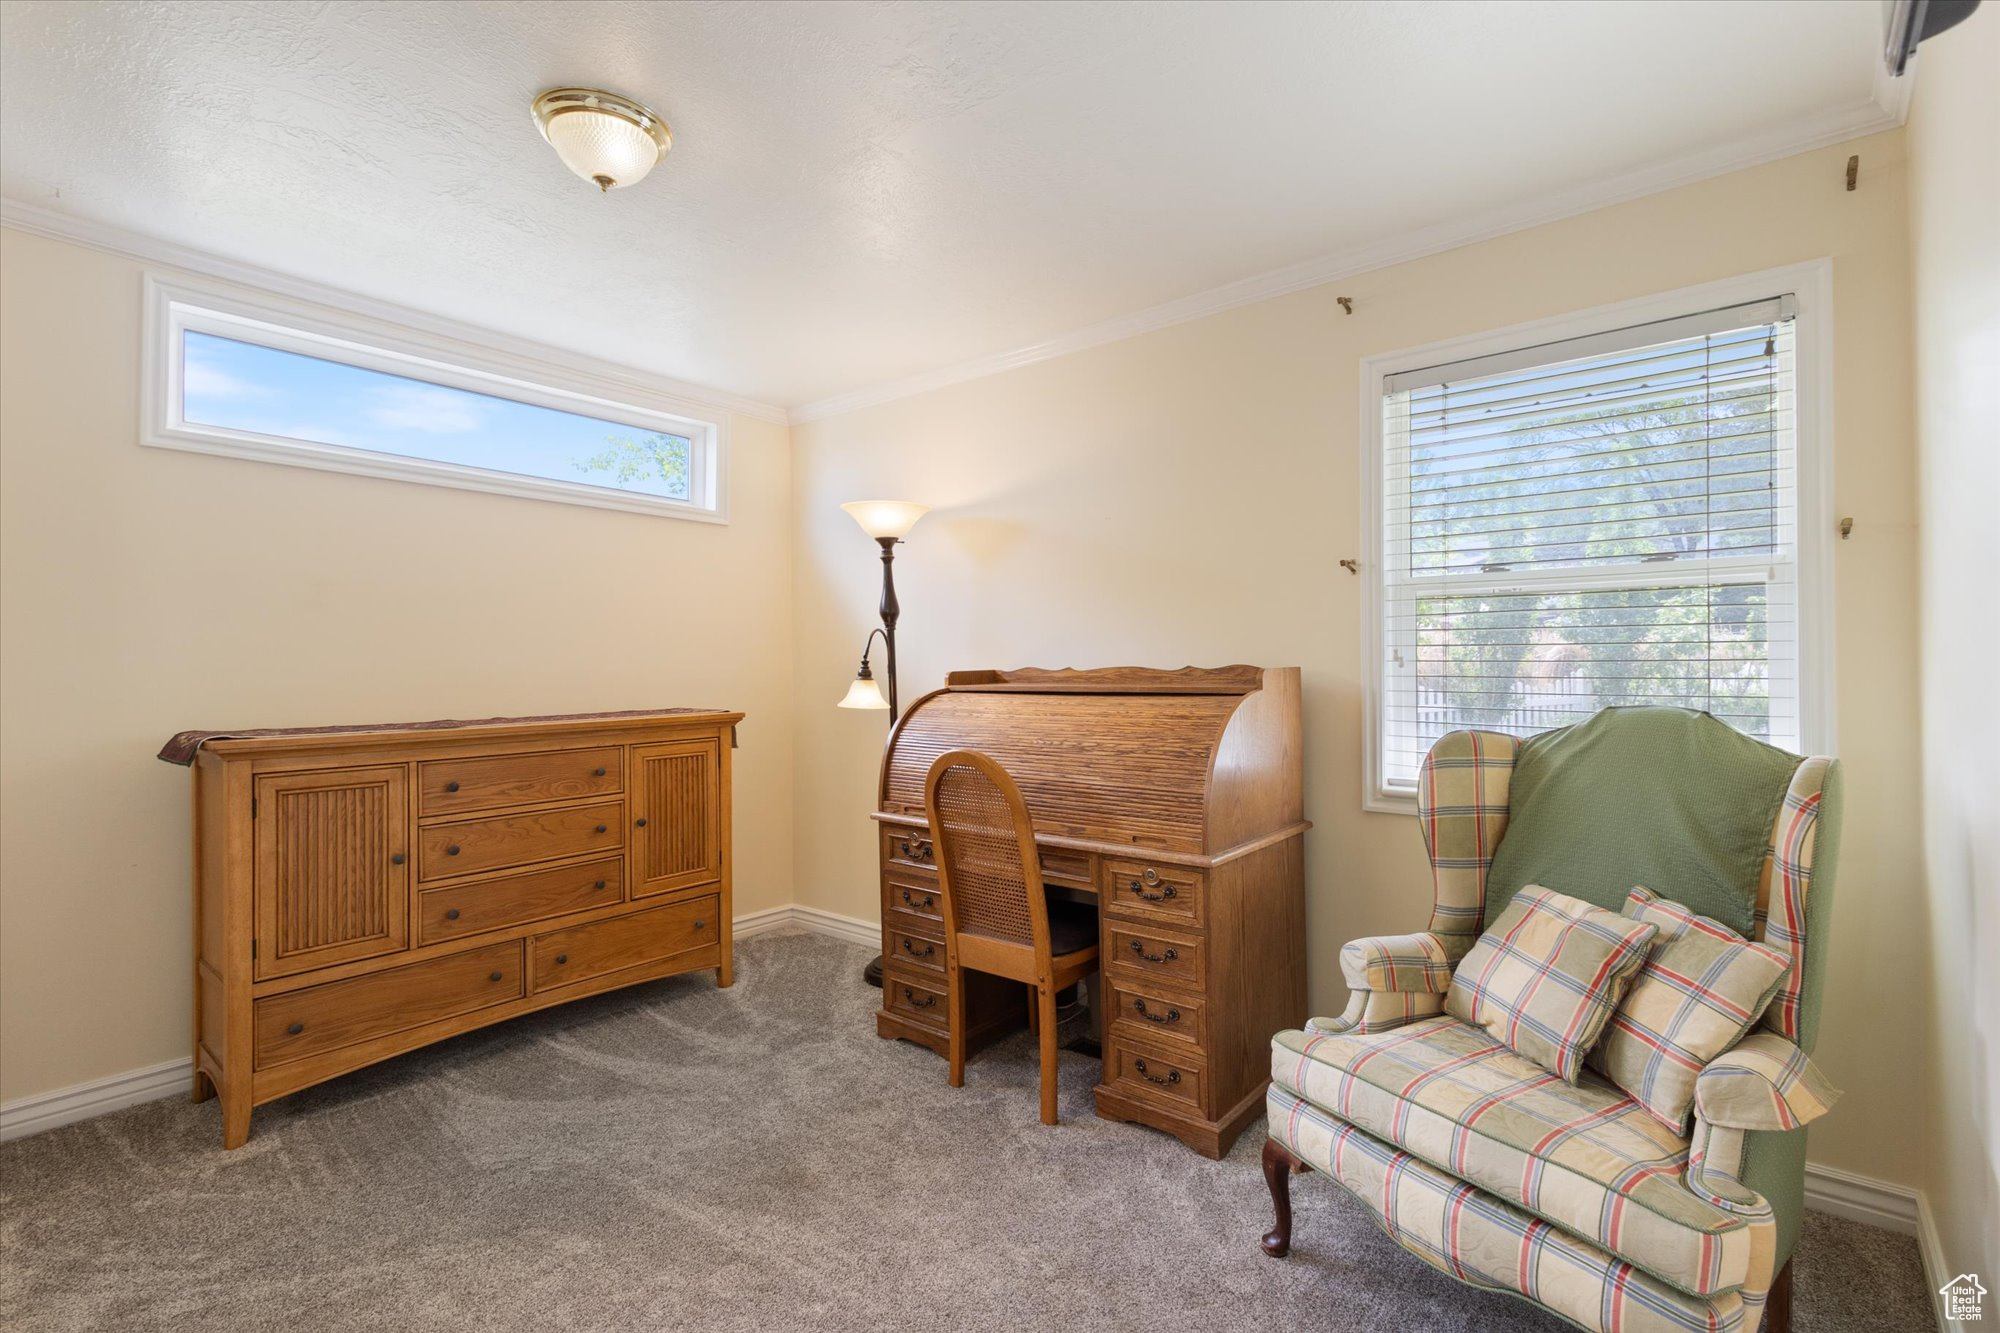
863, 954, 884, 988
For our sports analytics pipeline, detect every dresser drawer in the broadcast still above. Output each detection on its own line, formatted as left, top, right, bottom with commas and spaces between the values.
884, 872, 943, 925
1105, 922, 1204, 990
882, 827, 937, 875
1106, 1037, 1207, 1113
1103, 975, 1207, 1049
1101, 858, 1205, 927
419, 746, 623, 815
254, 941, 523, 1068
417, 857, 623, 945
530, 896, 718, 993
883, 965, 947, 1026
886, 923, 944, 971
420, 801, 625, 880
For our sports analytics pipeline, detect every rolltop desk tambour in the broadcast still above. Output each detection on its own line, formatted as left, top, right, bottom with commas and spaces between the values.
871, 666, 1308, 1157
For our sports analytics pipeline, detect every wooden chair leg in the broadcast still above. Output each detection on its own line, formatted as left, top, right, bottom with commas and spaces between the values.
947, 963, 967, 1089
1036, 982, 1059, 1125
1764, 1257, 1794, 1333
1262, 1138, 1300, 1257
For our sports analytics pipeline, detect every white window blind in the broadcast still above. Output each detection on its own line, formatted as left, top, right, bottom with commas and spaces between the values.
1376, 296, 1802, 794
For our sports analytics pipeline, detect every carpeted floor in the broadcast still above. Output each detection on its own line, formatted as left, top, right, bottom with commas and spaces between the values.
0, 931, 1936, 1332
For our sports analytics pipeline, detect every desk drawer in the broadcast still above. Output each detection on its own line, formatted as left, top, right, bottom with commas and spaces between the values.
1105, 922, 1204, 991
1039, 848, 1095, 887
884, 872, 943, 925
420, 747, 622, 816
882, 828, 937, 875
1101, 858, 1204, 928
255, 941, 522, 1068
883, 965, 947, 1027
417, 857, 623, 945
886, 923, 944, 972
1103, 975, 1207, 1049
531, 896, 717, 994
1106, 1036, 1206, 1114
420, 801, 625, 880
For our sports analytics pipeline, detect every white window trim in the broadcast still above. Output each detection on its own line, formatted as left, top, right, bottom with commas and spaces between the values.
1358, 259, 1836, 814
141, 273, 730, 523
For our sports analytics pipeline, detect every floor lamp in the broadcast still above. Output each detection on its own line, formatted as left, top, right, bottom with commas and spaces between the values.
836, 500, 927, 987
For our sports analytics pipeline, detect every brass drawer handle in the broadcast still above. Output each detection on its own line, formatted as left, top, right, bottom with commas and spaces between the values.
899, 838, 934, 862
445, 908, 461, 920
1133, 1058, 1181, 1087
1127, 879, 1177, 903
1133, 999, 1180, 1025
900, 938, 935, 958
901, 889, 935, 911
901, 986, 936, 1009
286, 1022, 304, 1036
1129, 941, 1178, 964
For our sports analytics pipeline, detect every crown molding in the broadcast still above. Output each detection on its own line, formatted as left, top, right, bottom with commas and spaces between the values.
0, 198, 791, 427
792, 96, 1904, 424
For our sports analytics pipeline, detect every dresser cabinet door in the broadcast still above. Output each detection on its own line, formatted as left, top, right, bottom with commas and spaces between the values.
254, 767, 410, 979
629, 739, 721, 897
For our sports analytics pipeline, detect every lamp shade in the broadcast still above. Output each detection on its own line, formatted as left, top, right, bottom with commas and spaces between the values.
532, 89, 672, 192
837, 675, 890, 710
840, 500, 929, 541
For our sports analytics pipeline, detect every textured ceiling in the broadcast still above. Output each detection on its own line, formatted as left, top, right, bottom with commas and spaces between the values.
0, 1, 1889, 409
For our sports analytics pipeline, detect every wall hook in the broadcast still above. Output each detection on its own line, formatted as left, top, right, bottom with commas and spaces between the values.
1336, 296, 1353, 315
1339, 558, 1359, 574
1846, 155, 1859, 192
1838, 517, 1854, 539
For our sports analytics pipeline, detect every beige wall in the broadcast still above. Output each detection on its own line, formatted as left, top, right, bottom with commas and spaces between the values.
0, 228, 795, 1104
1907, 13, 2000, 1292
791, 130, 1925, 1189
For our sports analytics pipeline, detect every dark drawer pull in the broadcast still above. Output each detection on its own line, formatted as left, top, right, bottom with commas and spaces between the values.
1133, 1058, 1181, 1087
901, 889, 935, 911
694, 919, 705, 929
595, 824, 608, 834
1133, 999, 1180, 1025
898, 838, 933, 862
391, 853, 405, 865
594, 767, 607, 777
286, 1022, 304, 1036
554, 953, 569, 965
445, 781, 460, 792
901, 986, 936, 1009
1128, 879, 1178, 903
488, 971, 503, 982
594, 879, 607, 890
446, 845, 462, 856
900, 938, 935, 958
1129, 941, 1179, 964
445, 908, 461, 920
634, 818, 648, 828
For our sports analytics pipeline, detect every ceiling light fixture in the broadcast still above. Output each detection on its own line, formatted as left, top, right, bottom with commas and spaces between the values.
531, 87, 672, 193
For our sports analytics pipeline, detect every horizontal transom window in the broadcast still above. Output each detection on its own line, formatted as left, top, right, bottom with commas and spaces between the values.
143, 277, 727, 521
1365, 283, 1827, 806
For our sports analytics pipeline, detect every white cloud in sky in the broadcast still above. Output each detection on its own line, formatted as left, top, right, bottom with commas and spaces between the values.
183, 348, 272, 401
364, 384, 487, 434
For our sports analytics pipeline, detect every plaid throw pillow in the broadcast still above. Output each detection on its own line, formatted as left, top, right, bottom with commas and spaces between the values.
1590, 887, 1793, 1130
1444, 886, 1656, 1083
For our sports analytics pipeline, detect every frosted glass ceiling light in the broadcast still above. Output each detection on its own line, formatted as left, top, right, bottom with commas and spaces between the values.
531, 88, 672, 193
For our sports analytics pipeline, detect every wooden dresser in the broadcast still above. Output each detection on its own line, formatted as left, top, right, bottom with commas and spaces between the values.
174, 710, 739, 1147
872, 666, 1307, 1157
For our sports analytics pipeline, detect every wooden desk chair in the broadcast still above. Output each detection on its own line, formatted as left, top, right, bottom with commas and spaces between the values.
923, 749, 1100, 1125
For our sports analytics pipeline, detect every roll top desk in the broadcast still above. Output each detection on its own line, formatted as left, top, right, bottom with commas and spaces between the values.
872, 666, 1308, 1157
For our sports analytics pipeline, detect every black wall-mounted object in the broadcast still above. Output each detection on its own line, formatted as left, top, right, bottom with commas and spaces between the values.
1885, 0, 1982, 76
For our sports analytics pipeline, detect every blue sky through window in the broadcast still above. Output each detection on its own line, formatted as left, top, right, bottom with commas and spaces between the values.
181, 331, 693, 500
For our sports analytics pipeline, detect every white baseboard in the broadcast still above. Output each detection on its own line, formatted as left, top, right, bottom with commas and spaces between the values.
0, 1058, 193, 1143
1803, 1160, 1920, 1233
1914, 1193, 1964, 1333
1, 903, 879, 1143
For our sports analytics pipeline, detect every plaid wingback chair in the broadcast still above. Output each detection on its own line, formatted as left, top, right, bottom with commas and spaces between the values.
1261, 708, 1843, 1333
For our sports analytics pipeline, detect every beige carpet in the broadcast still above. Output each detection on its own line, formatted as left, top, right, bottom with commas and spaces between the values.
0, 931, 1936, 1332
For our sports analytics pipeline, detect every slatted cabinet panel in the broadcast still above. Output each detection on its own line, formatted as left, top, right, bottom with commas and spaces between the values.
631, 739, 722, 897
253, 767, 409, 980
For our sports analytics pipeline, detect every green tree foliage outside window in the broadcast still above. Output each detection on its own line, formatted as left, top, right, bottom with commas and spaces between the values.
573, 431, 692, 499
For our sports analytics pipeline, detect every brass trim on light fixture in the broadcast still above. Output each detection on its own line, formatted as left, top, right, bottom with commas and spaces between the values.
531, 88, 673, 191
